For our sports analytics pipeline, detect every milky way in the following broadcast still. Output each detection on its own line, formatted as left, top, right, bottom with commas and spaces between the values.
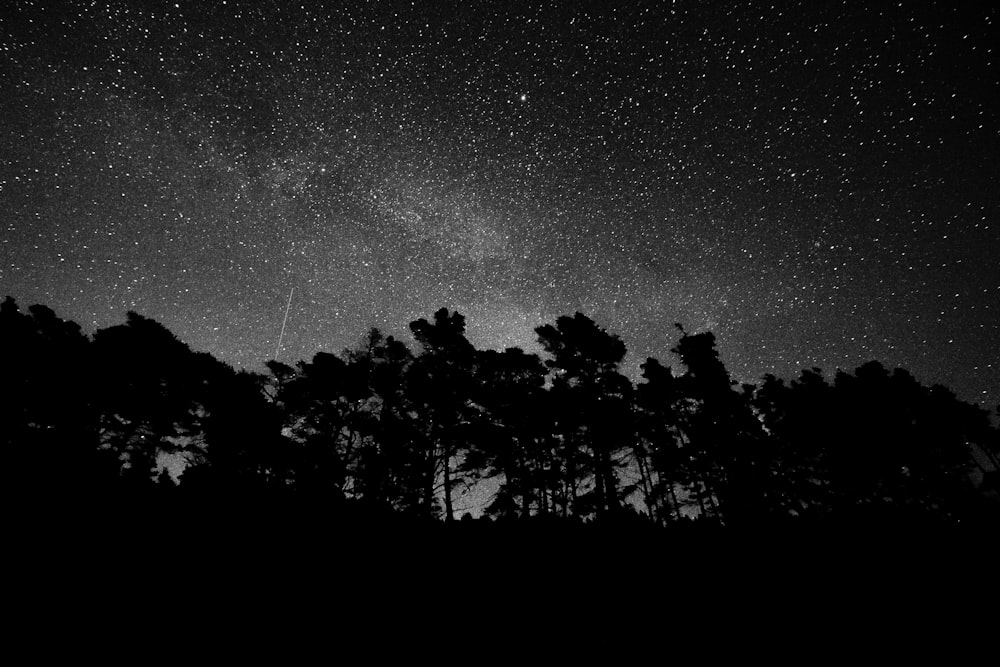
2, 1, 997, 408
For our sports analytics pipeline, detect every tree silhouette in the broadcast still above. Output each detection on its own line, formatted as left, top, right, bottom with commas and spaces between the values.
340, 328, 424, 516
669, 327, 768, 525
408, 308, 480, 522
535, 313, 632, 520
182, 366, 288, 496
92, 312, 214, 492
635, 357, 686, 523
750, 368, 835, 518
823, 362, 988, 521
473, 347, 548, 518
1, 297, 104, 504
2, 294, 996, 531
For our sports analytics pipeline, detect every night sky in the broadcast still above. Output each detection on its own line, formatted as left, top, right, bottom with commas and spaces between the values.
2, 1, 998, 409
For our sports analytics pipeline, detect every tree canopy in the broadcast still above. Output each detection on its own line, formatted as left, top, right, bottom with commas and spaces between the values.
2, 295, 997, 531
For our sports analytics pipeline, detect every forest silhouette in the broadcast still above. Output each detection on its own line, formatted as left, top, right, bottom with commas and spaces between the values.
3, 295, 998, 541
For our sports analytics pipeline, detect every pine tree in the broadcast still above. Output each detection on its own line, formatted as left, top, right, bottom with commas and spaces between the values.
535, 313, 633, 520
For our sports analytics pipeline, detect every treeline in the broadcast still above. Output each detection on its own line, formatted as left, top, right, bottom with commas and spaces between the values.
3, 296, 998, 528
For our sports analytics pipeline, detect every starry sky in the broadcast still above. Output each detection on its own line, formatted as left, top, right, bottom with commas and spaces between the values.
2, 0, 998, 409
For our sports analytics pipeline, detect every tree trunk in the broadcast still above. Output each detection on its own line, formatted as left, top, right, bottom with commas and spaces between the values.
593, 449, 607, 517
667, 480, 683, 522
602, 451, 620, 513
694, 477, 710, 518
636, 451, 656, 523
518, 450, 531, 518
443, 445, 454, 522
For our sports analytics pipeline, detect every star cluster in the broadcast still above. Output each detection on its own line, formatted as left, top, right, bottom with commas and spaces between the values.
2, 0, 997, 406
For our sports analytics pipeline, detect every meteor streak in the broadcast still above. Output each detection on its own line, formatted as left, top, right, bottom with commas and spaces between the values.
274, 288, 294, 360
